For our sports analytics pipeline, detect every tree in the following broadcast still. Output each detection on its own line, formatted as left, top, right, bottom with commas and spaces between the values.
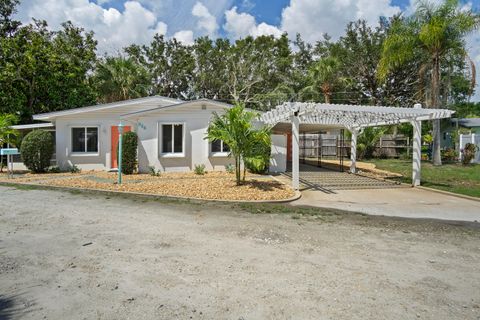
357, 127, 387, 159
0, 19, 97, 122
93, 56, 150, 103
0, 0, 20, 36
378, 0, 480, 165
0, 113, 18, 146
0, 113, 18, 172
206, 104, 270, 185
301, 56, 343, 103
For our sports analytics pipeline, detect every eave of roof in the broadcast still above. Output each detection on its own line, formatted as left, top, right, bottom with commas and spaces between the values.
11, 123, 55, 130
120, 99, 235, 118
32, 96, 181, 121
454, 118, 480, 127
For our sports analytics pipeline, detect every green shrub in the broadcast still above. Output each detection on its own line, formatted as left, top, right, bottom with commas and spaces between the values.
244, 137, 271, 174
225, 164, 235, 174
441, 148, 458, 162
148, 166, 161, 176
194, 164, 206, 175
69, 164, 81, 173
462, 143, 478, 165
48, 166, 61, 173
20, 130, 54, 173
119, 131, 138, 174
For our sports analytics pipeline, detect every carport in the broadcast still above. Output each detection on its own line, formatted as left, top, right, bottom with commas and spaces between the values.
261, 103, 454, 190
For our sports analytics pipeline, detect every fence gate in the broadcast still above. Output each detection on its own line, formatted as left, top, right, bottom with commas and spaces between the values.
299, 133, 350, 172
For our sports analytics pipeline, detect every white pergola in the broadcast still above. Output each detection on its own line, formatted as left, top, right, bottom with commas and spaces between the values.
260, 102, 454, 190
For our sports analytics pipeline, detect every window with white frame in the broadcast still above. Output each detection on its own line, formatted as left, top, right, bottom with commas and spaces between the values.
71, 127, 98, 153
161, 124, 183, 154
211, 139, 230, 153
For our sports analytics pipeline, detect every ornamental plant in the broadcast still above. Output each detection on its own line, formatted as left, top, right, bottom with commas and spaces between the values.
462, 143, 478, 165
206, 103, 271, 185
120, 131, 138, 174
20, 130, 54, 173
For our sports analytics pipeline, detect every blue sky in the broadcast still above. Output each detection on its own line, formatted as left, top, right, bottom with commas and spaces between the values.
15, 0, 480, 101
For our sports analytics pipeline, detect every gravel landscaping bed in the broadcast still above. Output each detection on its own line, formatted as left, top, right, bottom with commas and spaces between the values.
0, 171, 295, 201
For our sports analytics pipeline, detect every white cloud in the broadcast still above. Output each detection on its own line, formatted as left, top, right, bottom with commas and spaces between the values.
192, 1, 218, 37
16, 0, 168, 54
280, 0, 400, 42
224, 6, 282, 39
173, 29, 194, 45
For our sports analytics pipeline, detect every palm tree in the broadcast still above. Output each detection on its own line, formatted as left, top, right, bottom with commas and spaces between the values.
206, 103, 270, 185
0, 114, 18, 172
0, 114, 18, 146
93, 56, 150, 103
301, 57, 342, 103
378, 0, 480, 165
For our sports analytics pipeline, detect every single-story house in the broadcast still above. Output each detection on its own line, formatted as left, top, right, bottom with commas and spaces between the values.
23, 96, 270, 173
10, 98, 454, 189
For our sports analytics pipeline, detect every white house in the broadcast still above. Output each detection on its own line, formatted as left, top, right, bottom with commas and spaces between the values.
29, 96, 247, 172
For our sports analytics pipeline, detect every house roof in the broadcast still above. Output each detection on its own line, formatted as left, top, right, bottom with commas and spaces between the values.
120, 98, 235, 118
453, 118, 480, 128
261, 102, 454, 130
32, 96, 181, 121
11, 123, 55, 130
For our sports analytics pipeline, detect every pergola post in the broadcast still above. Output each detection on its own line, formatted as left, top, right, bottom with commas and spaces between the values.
350, 129, 358, 173
292, 113, 300, 190
412, 119, 422, 187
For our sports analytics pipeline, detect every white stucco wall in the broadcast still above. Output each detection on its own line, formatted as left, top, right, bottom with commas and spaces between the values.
135, 103, 235, 173
269, 134, 287, 173
55, 117, 121, 171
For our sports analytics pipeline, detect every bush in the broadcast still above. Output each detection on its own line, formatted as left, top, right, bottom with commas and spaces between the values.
69, 164, 81, 173
244, 139, 271, 174
225, 164, 235, 174
20, 130, 54, 173
119, 131, 138, 174
194, 164, 206, 175
441, 148, 458, 162
462, 143, 478, 165
48, 166, 61, 173
148, 166, 161, 176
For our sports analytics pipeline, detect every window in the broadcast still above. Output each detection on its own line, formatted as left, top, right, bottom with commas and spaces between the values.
211, 139, 230, 153
161, 124, 183, 154
72, 127, 98, 153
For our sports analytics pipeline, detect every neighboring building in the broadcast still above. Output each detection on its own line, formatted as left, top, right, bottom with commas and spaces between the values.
441, 118, 480, 149
23, 96, 243, 172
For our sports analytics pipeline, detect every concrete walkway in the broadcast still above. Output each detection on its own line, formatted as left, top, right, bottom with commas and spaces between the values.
293, 188, 480, 222
282, 163, 480, 222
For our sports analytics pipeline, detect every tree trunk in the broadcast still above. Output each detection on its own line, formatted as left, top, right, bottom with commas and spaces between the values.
431, 55, 442, 166
235, 155, 241, 185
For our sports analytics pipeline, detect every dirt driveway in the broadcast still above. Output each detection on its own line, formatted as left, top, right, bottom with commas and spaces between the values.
1, 186, 479, 320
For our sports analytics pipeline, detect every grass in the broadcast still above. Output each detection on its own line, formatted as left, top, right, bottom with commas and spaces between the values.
365, 159, 480, 198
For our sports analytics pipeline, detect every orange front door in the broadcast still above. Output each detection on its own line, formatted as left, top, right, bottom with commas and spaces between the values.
111, 125, 131, 168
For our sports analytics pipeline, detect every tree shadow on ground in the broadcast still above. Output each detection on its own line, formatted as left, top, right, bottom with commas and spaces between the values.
243, 179, 286, 192
0, 293, 36, 320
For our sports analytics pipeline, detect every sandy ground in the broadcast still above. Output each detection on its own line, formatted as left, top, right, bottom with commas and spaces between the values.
1, 186, 480, 320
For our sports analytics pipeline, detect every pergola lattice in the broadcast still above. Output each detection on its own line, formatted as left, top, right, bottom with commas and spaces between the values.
260, 102, 455, 190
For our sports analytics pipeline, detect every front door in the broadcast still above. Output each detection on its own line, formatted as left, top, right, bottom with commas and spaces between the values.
111, 125, 131, 169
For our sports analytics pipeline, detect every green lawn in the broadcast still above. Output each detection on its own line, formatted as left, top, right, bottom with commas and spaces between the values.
365, 159, 480, 198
